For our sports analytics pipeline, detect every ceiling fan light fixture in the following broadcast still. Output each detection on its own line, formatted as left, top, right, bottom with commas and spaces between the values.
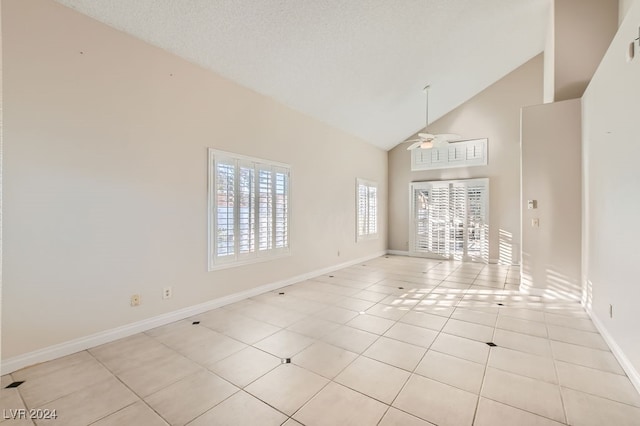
420, 140, 433, 149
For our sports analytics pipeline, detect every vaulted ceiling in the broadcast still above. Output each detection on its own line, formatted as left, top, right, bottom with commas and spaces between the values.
54, 0, 551, 150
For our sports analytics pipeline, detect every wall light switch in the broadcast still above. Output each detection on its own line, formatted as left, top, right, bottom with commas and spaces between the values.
527, 200, 537, 209
532, 218, 540, 227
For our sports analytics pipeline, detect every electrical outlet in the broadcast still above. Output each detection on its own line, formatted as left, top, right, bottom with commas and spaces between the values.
531, 218, 540, 227
163, 286, 173, 299
130, 294, 141, 307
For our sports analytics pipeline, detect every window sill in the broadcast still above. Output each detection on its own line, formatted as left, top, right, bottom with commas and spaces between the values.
208, 251, 291, 271
357, 234, 379, 242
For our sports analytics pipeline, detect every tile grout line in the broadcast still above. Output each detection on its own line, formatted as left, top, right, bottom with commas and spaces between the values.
238, 276, 394, 424
8, 372, 37, 426
547, 313, 570, 425
84, 348, 174, 425
376, 262, 473, 424
470, 310, 498, 426
93, 324, 285, 425
303, 260, 452, 424
13, 354, 120, 413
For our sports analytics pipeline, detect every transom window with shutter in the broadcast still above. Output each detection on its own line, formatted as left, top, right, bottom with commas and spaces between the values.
411, 138, 487, 171
356, 179, 378, 241
208, 149, 290, 270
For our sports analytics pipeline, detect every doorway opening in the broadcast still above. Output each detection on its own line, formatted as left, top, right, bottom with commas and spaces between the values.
410, 178, 489, 262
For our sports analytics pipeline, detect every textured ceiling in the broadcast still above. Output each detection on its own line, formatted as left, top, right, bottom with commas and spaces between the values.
54, 0, 551, 150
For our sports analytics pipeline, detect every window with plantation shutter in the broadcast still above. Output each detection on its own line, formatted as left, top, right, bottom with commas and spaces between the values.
357, 179, 378, 241
208, 149, 290, 270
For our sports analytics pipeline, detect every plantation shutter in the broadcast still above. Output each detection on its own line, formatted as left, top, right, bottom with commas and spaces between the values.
450, 182, 467, 260
214, 157, 236, 261
429, 184, 450, 256
466, 181, 489, 262
208, 149, 291, 270
411, 138, 488, 171
358, 184, 368, 236
368, 186, 377, 235
410, 178, 489, 262
356, 179, 378, 240
238, 161, 255, 258
274, 167, 289, 251
414, 187, 431, 254
257, 165, 274, 253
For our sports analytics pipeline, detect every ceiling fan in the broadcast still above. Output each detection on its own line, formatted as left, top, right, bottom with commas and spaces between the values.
406, 85, 461, 150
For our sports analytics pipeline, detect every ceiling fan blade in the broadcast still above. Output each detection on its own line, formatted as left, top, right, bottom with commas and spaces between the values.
417, 132, 435, 140
436, 133, 462, 141
407, 139, 423, 151
407, 139, 436, 150
406, 141, 423, 150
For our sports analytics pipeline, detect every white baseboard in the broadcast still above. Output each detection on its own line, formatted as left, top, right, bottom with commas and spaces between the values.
1, 251, 385, 374
584, 306, 640, 395
388, 251, 444, 260
386, 250, 410, 256
519, 286, 546, 297
489, 259, 520, 265
388, 252, 518, 266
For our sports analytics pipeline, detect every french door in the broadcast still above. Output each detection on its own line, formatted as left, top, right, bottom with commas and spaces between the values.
410, 178, 489, 262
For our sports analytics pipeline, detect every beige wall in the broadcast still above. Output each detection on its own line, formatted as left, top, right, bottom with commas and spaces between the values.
1, 0, 387, 360
619, 0, 638, 23
554, 0, 618, 101
583, 0, 640, 379
0, 1, 3, 364
543, 4, 555, 104
521, 99, 582, 299
388, 55, 543, 264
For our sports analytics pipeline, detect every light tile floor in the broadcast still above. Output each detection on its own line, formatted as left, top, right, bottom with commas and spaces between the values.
2, 256, 640, 425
